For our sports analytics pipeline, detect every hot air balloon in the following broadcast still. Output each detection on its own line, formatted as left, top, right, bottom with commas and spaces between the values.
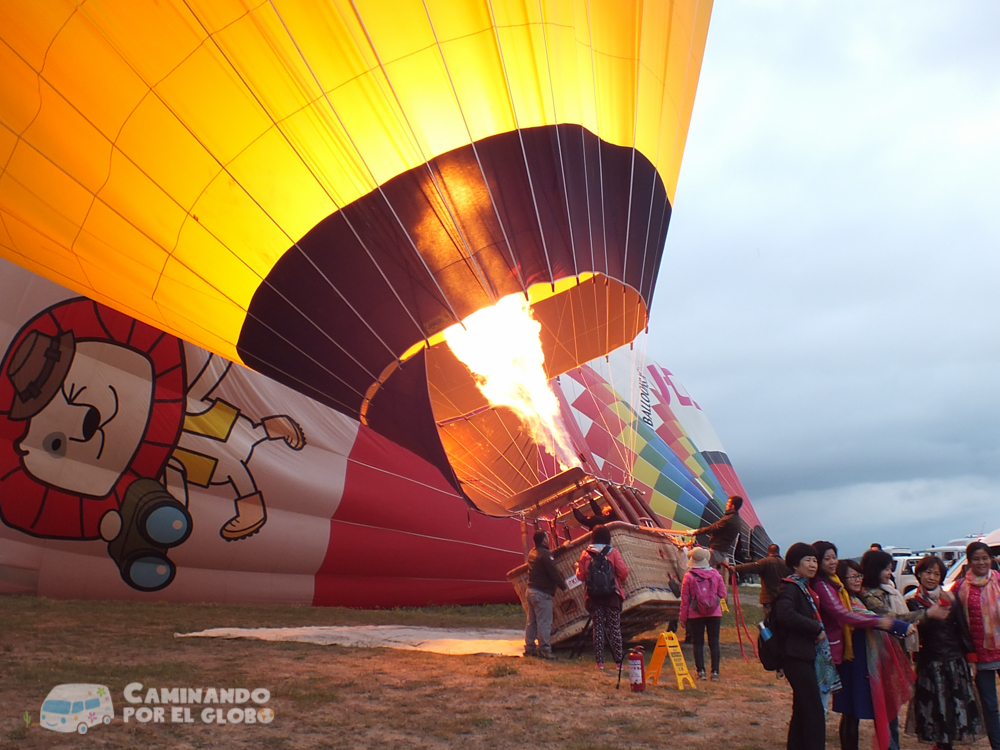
0, 0, 770, 608
0, 256, 769, 608
0, 256, 527, 603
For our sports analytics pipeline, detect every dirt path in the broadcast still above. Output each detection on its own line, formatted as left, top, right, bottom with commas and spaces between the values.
0, 596, 980, 749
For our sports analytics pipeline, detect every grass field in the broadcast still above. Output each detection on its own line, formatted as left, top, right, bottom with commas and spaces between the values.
0, 591, 938, 749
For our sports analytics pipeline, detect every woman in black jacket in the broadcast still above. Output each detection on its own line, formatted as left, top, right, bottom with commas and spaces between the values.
907, 554, 981, 748
773, 542, 834, 750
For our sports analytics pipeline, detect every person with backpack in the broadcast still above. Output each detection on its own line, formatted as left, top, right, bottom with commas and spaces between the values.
575, 525, 629, 670
772, 542, 838, 750
679, 546, 727, 680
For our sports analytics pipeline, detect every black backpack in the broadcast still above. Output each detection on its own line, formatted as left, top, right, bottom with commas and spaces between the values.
586, 547, 617, 598
757, 607, 783, 672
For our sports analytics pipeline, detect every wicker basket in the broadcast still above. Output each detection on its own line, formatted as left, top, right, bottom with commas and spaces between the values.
507, 522, 687, 647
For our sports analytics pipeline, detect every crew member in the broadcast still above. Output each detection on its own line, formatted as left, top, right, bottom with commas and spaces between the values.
572, 496, 618, 530
523, 530, 568, 659
691, 495, 744, 568
728, 543, 790, 615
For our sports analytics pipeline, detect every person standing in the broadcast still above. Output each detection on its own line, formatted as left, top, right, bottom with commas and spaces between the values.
859, 549, 931, 750
908, 554, 981, 750
680, 546, 727, 680
951, 541, 1000, 750
810, 541, 901, 665
576, 525, 629, 670
772, 542, 838, 750
690, 495, 744, 568
571, 496, 618, 529
834, 558, 916, 750
524, 530, 567, 660
729, 543, 790, 615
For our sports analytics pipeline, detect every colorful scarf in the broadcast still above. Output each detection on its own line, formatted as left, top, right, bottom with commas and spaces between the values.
912, 585, 940, 609
848, 596, 915, 750
958, 568, 1000, 651
790, 575, 842, 698
829, 574, 855, 662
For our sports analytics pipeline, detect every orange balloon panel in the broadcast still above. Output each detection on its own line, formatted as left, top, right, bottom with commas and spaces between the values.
0, 0, 713, 507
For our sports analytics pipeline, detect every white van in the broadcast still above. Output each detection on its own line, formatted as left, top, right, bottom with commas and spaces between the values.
894, 548, 970, 596
926, 545, 969, 569
40, 684, 113, 734
893, 555, 923, 596
940, 530, 1000, 593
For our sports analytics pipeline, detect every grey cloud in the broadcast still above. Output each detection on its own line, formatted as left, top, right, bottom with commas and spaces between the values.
761, 476, 1000, 558
646, 2, 1000, 548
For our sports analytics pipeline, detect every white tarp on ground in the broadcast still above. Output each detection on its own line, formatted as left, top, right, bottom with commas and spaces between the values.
177, 625, 525, 657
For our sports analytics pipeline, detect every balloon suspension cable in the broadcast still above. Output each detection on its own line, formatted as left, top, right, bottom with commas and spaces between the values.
728, 567, 757, 661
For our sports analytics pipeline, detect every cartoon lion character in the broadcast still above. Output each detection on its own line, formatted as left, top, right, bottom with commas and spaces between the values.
0, 299, 305, 592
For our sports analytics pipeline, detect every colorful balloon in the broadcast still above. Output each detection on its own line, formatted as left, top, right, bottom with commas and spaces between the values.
0, 0, 713, 496
0, 259, 768, 604
0, 1, 771, 604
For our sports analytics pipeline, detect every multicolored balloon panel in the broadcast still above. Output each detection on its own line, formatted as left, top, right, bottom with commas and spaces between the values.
555, 353, 770, 559
0, 0, 774, 603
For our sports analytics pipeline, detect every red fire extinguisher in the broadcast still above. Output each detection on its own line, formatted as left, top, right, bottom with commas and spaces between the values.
628, 646, 646, 692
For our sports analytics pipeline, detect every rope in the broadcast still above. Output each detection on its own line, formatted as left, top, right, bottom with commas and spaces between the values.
728, 567, 759, 661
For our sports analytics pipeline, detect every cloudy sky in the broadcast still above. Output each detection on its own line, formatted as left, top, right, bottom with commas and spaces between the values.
646, 2, 1000, 557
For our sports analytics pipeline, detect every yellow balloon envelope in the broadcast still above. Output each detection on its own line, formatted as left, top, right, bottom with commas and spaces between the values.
0, 0, 712, 503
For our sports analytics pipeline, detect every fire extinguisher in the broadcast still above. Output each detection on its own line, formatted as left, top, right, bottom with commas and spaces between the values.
628, 646, 646, 692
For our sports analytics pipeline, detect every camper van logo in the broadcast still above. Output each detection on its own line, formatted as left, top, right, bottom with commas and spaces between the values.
39, 684, 113, 734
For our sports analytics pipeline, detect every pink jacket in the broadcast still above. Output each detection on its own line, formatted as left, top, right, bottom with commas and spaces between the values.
576, 544, 629, 602
810, 577, 883, 664
680, 568, 726, 623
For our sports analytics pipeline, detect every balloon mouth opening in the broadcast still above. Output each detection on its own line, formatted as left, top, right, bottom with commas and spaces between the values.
416, 274, 646, 516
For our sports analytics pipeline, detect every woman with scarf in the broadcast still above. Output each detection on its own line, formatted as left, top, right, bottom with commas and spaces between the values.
811, 541, 900, 664
834, 559, 916, 750
907, 554, 981, 750
773, 542, 840, 750
859, 549, 936, 750
951, 541, 1000, 749
808, 540, 909, 749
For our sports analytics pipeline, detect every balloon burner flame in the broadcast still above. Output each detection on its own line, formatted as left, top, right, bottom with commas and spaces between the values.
444, 294, 580, 471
